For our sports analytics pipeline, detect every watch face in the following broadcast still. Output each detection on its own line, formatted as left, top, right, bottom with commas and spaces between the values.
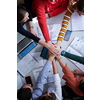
61, 51, 65, 55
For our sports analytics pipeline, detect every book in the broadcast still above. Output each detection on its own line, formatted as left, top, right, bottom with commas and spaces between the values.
66, 36, 84, 71
17, 53, 38, 77
71, 12, 84, 31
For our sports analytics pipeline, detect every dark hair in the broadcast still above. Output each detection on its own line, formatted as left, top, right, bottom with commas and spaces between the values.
17, 4, 27, 22
77, 0, 84, 13
17, 88, 32, 100
38, 93, 56, 100
79, 80, 84, 93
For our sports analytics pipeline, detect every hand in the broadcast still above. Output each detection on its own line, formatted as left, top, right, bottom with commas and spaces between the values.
53, 43, 60, 50
45, 13, 49, 19
55, 54, 61, 60
47, 42, 60, 56
29, 28, 38, 37
49, 51, 55, 59
73, 69, 84, 75
53, 43, 63, 55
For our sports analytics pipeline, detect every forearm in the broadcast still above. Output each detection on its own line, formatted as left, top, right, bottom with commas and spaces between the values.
17, 25, 40, 42
48, 56, 55, 62
57, 58, 66, 68
38, 20, 51, 42
28, 21, 34, 28
35, 0, 51, 42
57, 2, 75, 42
38, 39, 49, 48
56, 40, 62, 46
64, 51, 84, 64
52, 59, 58, 74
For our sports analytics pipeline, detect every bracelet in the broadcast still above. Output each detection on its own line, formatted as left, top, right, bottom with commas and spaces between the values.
29, 26, 34, 29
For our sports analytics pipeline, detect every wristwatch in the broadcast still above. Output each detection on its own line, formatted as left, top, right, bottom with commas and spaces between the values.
61, 51, 66, 56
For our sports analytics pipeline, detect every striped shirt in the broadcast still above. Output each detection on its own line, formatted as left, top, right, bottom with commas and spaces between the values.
57, 0, 77, 41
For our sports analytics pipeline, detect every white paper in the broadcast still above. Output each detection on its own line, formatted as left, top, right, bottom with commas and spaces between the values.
17, 75, 23, 89
17, 54, 38, 77
70, 36, 84, 55
29, 52, 44, 67
37, 23, 61, 41
71, 12, 84, 31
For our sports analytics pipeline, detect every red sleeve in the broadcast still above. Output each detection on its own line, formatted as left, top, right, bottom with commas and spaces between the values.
49, 0, 71, 17
34, 0, 50, 42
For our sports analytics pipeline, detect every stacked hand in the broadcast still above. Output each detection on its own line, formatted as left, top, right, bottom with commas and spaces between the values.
47, 41, 60, 57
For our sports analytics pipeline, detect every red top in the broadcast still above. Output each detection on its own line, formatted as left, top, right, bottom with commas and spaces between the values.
32, 0, 71, 42
62, 64, 84, 96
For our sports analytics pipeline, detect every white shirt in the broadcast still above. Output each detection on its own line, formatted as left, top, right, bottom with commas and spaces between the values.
47, 74, 62, 100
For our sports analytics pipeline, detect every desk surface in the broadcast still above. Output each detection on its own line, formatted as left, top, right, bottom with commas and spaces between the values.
17, 12, 84, 89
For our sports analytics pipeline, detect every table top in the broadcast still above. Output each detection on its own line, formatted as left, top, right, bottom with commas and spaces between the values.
17, 11, 84, 89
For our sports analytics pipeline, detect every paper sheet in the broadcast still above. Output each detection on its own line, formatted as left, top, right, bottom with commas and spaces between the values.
70, 36, 84, 56
17, 54, 38, 77
29, 52, 44, 67
71, 12, 84, 31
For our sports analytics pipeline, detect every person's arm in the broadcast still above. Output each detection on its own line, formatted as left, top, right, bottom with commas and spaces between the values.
34, 0, 51, 42
60, 50, 84, 64
56, 0, 76, 46
73, 69, 84, 75
56, 56, 76, 82
32, 55, 55, 98
17, 24, 40, 43
28, 21, 38, 36
56, 56, 66, 68
52, 59, 62, 100
52, 59, 58, 74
